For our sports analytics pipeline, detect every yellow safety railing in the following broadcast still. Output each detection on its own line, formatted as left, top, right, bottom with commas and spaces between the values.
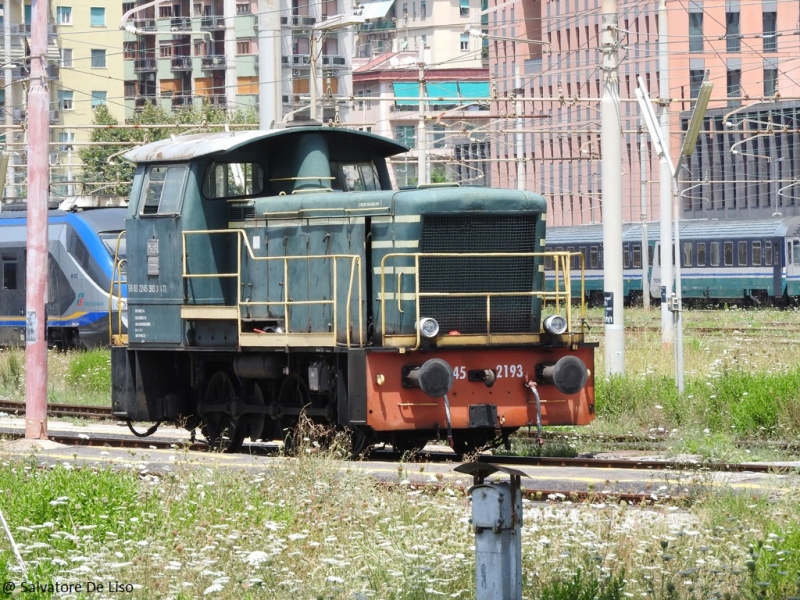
380, 251, 588, 350
181, 229, 364, 347
109, 230, 128, 346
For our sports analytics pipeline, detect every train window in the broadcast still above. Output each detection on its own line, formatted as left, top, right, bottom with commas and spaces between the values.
141, 165, 188, 215
589, 245, 599, 269
793, 240, 800, 265
724, 241, 733, 266
697, 243, 706, 266
2, 256, 17, 290
632, 243, 642, 268
338, 163, 381, 192
203, 162, 264, 199
544, 254, 554, 270
683, 242, 692, 267
737, 241, 747, 266
623, 243, 630, 269
648, 244, 654, 266
752, 241, 762, 265
766, 241, 773, 266
710, 242, 720, 266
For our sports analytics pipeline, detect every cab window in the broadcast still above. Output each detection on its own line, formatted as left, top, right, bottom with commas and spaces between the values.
203, 162, 264, 199
339, 163, 381, 192
141, 165, 189, 215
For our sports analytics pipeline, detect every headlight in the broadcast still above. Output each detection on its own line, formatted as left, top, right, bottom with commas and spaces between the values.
418, 317, 440, 339
543, 315, 568, 335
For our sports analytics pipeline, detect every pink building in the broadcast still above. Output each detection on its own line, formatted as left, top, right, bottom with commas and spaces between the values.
488, 0, 800, 225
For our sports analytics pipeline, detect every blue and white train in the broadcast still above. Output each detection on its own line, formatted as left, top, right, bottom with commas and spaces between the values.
546, 217, 800, 306
0, 206, 127, 348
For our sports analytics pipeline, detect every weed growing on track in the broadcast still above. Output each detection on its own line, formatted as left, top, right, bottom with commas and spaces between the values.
0, 444, 799, 599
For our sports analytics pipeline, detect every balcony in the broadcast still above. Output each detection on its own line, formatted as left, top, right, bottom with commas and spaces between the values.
201, 55, 226, 69
201, 16, 225, 30
171, 56, 193, 71
280, 15, 316, 29
204, 94, 227, 107
11, 66, 29, 80
357, 17, 395, 32
322, 55, 347, 67
10, 23, 30, 35
172, 94, 194, 108
134, 95, 157, 109
134, 19, 157, 31
12, 108, 25, 123
49, 110, 60, 123
134, 57, 157, 72
281, 54, 311, 67
171, 16, 192, 31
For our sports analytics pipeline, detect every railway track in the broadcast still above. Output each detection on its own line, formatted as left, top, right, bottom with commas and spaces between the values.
2, 429, 796, 475
0, 400, 114, 421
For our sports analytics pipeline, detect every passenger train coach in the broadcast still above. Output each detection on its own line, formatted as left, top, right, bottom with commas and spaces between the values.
546, 217, 800, 306
0, 206, 127, 348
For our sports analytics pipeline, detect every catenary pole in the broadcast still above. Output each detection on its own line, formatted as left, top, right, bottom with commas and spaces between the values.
258, 0, 281, 129
658, 0, 674, 345
25, 0, 49, 440
640, 127, 650, 310
601, 0, 624, 375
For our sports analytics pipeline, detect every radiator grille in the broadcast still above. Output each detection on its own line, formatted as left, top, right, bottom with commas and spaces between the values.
419, 215, 538, 334
229, 205, 255, 221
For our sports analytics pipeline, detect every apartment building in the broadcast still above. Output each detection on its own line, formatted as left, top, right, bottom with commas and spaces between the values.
487, 0, 800, 225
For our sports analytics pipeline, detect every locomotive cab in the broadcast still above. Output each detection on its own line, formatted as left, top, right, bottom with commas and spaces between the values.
111, 126, 595, 454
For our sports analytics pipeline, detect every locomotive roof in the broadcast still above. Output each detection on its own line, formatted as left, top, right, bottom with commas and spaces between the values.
123, 126, 409, 163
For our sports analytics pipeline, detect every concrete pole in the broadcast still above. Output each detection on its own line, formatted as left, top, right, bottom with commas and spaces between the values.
639, 128, 650, 309
224, 0, 237, 111
3, 0, 12, 200
601, 0, 624, 376
515, 64, 525, 190
258, 0, 282, 128
658, 0, 673, 345
25, 0, 49, 440
310, 32, 318, 121
417, 62, 428, 185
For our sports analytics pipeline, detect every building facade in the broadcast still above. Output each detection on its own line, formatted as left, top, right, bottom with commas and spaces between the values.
487, 0, 800, 225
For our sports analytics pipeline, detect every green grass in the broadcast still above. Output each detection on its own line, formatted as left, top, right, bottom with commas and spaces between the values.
1, 445, 799, 599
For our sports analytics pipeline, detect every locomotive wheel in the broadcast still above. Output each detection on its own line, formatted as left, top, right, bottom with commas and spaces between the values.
243, 382, 266, 443
348, 427, 372, 459
391, 432, 429, 456
201, 371, 245, 452
450, 431, 492, 459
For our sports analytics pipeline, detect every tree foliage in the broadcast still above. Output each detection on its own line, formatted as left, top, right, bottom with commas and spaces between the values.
78, 103, 258, 196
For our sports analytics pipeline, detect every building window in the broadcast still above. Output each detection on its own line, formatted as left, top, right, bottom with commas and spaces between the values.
396, 125, 416, 149
159, 42, 173, 58
763, 11, 777, 51
57, 6, 72, 25
764, 66, 778, 96
420, 0, 426, 18
689, 12, 703, 52
90, 7, 105, 26
689, 69, 704, 99
460, 33, 469, 51
159, 4, 173, 18
433, 124, 446, 148
124, 80, 137, 98
236, 40, 251, 54
460, 0, 469, 16
236, 3, 252, 14
123, 41, 137, 59
725, 11, 739, 52
58, 90, 74, 110
91, 91, 107, 108
58, 131, 75, 152
727, 67, 741, 106
91, 49, 107, 68
60, 48, 73, 68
